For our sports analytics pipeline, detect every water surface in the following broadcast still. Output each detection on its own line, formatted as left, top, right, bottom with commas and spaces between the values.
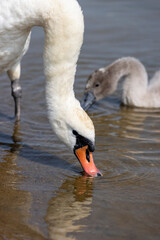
0, 0, 160, 239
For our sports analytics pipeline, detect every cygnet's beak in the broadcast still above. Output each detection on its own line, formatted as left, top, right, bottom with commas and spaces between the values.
74, 146, 102, 177
80, 91, 96, 111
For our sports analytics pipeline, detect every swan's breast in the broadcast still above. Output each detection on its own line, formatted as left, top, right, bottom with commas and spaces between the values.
0, 30, 31, 74
0, 1, 33, 73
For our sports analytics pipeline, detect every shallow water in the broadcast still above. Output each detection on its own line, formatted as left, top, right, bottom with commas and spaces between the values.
0, 0, 160, 239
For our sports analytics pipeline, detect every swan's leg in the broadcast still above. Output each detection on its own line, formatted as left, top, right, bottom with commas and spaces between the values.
7, 64, 22, 121
11, 79, 22, 121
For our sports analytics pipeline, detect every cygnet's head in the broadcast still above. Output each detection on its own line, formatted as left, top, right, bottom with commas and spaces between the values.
81, 67, 113, 110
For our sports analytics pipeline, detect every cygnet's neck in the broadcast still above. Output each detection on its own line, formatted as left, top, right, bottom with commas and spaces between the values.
106, 57, 148, 106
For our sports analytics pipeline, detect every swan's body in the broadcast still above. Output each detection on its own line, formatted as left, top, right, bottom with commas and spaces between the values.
0, 0, 102, 177
81, 57, 160, 110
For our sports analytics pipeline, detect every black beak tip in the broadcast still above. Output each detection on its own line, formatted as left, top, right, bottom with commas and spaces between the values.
97, 172, 102, 177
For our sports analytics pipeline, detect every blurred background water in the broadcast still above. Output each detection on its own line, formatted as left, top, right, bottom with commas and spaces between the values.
0, 0, 160, 239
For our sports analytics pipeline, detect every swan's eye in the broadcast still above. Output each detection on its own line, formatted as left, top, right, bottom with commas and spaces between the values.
73, 130, 78, 136
72, 130, 95, 152
95, 83, 99, 87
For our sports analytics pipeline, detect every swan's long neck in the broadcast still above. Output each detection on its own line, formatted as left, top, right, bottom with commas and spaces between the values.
41, 0, 85, 146
41, 0, 96, 150
107, 57, 148, 106
15, 0, 83, 102
43, 0, 84, 99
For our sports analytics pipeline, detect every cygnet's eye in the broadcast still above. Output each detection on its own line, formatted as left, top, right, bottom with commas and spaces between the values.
95, 83, 100, 87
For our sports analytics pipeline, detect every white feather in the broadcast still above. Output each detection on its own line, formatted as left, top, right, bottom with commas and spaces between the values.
0, 0, 95, 149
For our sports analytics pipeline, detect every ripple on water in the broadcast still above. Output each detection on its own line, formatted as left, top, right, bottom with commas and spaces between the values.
94, 149, 160, 186
88, 98, 160, 185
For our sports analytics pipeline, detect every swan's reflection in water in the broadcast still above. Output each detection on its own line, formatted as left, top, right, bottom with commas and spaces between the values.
45, 176, 93, 240
0, 122, 94, 240
0, 123, 46, 240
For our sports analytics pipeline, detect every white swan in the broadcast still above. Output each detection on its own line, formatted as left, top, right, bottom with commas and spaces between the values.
0, 0, 102, 177
81, 57, 160, 110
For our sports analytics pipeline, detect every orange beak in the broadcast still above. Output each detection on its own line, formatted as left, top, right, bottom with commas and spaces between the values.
74, 146, 102, 177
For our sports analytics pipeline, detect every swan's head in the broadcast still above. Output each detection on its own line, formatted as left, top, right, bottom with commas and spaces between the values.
81, 67, 113, 110
48, 99, 102, 177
